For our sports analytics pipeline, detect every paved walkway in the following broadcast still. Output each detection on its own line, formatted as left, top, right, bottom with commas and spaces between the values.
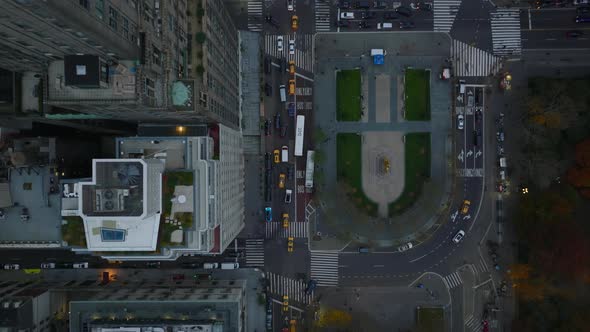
311, 33, 454, 250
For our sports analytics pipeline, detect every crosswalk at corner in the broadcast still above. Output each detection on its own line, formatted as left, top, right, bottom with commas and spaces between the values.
442, 271, 463, 289
491, 8, 522, 56
265, 222, 308, 239
266, 271, 313, 304
245, 239, 265, 267
247, 0, 263, 32
264, 34, 314, 73
452, 40, 503, 77
315, 0, 331, 32
475, 258, 489, 273
310, 251, 339, 286
433, 0, 463, 33
465, 315, 481, 332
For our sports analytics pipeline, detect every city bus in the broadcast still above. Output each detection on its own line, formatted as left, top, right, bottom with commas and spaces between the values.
294, 115, 305, 157
305, 150, 315, 188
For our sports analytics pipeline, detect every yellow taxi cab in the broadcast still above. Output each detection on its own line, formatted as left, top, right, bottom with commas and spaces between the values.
289, 60, 295, 75
287, 236, 294, 253
461, 200, 471, 215
282, 295, 289, 312
273, 149, 280, 163
279, 173, 286, 189
291, 15, 298, 30
282, 213, 289, 228
288, 79, 295, 95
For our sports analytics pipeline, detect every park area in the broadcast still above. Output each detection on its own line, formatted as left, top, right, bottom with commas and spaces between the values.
336, 133, 378, 216
336, 69, 362, 121
416, 307, 444, 332
389, 133, 431, 216
404, 69, 431, 121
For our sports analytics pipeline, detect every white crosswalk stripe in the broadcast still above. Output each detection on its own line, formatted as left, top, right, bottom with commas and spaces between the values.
452, 40, 503, 77
310, 251, 339, 286
433, 0, 463, 33
247, 0, 263, 32
265, 222, 308, 239
475, 258, 489, 273
264, 34, 314, 73
491, 8, 522, 56
442, 271, 463, 289
315, 0, 332, 32
245, 239, 265, 267
267, 271, 313, 304
465, 315, 481, 332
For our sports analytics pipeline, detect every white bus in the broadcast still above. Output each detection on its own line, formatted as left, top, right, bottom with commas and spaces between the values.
295, 115, 305, 157
305, 150, 315, 188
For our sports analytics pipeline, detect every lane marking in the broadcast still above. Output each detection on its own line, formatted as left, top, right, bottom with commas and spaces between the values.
528, 9, 532, 30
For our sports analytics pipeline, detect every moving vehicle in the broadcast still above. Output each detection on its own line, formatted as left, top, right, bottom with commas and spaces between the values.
339, 1, 351, 9
264, 56, 271, 74
288, 102, 295, 117
264, 119, 271, 136
294, 115, 305, 156
288, 79, 295, 95
398, 242, 413, 252
289, 60, 295, 75
575, 15, 590, 23
384, 12, 399, 19
283, 295, 289, 311
361, 11, 377, 19
203, 262, 219, 269
418, 2, 432, 10
399, 21, 415, 29
452, 230, 466, 244
355, 1, 370, 8
281, 125, 288, 137
374, 1, 388, 8
461, 200, 471, 214
41, 263, 55, 269
279, 173, 286, 189
279, 85, 286, 102
273, 149, 280, 163
287, 0, 294, 11
395, 6, 412, 17
566, 30, 584, 38
265, 83, 272, 97
265, 152, 272, 169
3, 264, 19, 270
265, 207, 272, 222
281, 145, 289, 162
73, 262, 89, 268
275, 113, 281, 129
221, 262, 239, 270
305, 150, 315, 188
283, 213, 289, 228
287, 237, 294, 252
289, 39, 295, 55
457, 114, 464, 130
359, 247, 369, 253
291, 15, 299, 30
340, 12, 355, 19
285, 189, 292, 203
377, 22, 393, 29
277, 36, 284, 52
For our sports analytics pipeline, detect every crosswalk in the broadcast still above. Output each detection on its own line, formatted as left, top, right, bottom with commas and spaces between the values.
264, 34, 314, 73
315, 0, 331, 32
247, 0, 263, 32
266, 271, 313, 304
457, 168, 484, 177
474, 257, 489, 273
465, 315, 481, 332
491, 9, 522, 56
265, 222, 309, 239
433, 0, 463, 33
310, 251, 339, 286
442, 271, 463, 289
245, 239, 265, 267
452, 40, 503, 77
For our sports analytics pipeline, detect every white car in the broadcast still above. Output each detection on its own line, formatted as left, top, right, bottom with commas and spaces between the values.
397, 242, 413, 252
73, 262, 89, 268
287, 0, 294, 11
285, 189, 292, 204
452, 230, 465, 244
3, 264, 19, 270
41, 263, 56, 269
457, 114, 464, 130
340, 12, 355, 19
277, 36, 284, 53
289, 39, 295, 55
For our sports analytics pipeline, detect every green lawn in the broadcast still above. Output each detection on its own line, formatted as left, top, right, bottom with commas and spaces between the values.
389, 133, 431, 216
416, 307, 444, 332
61, 216, 87, 247
405, 69, 431, 121
159, 171, 195, 247
336, 69, 362, 122
336, 133, 378, 216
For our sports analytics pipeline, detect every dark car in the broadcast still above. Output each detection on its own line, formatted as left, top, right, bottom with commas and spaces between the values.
182, 262, 199, 268
395, 6, 413, 17
265, 152, 272, 170
359, 21, 372, 29
265, 83, 272, 96
384, 11, 399, 19
355, 0, 370, 9
264, 56, 271, 74
172, 274, 185, 280
577, 6, 590, 13
418, 2, 432, 10
336, 20, 351, 27
566, 30, 584, 38
264, 15, 280, 28
338, 1, 351, 9
361, 11, 377, 19
575, 15, 590, 23
146, 262, 160, 268
280, 58, 287, 72
399, 21, 415, 29
374, 1, 388, 8
264, 119, 271, 136
274, 113, 281, 129
287, 165, 294, 180
280, 125, 288, 137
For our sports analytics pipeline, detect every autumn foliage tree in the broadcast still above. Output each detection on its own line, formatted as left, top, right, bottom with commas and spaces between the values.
315, 308, 352, 328
566, 138, 590, 199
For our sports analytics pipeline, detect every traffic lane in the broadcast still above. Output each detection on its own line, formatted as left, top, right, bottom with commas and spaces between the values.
522, 29, 590, 49
337, 17, 433, 32
528, 8, 579, 30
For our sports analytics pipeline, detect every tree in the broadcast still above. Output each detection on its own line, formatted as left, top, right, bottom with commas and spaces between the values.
566, 138, 590, 199
315, 308, 352, 328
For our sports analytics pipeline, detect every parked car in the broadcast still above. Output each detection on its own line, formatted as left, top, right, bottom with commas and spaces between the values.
361, 11, 377, 19
264, 56, 271, 74
265, 83, 272, 97
146, 261, 160, 268
280, 125, 288, 137
395, 6, 413, 17
264, 119, 271, 136
265, 153, 272, 169
355, 0, 370, 9
73, 262, 89, 269
384, 12, 399, 19
277, 36, 284, 52
337, 20, 351, 27
399, 21, 415, 29
418, 2, 432, 10
397, 242, 413, 252
287, 165, 294, 180
274, 113, 281, 129
576, 5, 590, 13
264, 207, 272, 222
339, 1, 351, 9
3, 264, 19, 270
340, 12, 355, 19
41, 263, 56, 269
452, 230, 466, 244
457, 114, 464, 130
203, 263, 219, 269
374, 1, 388, 8
575, 15, 590, 23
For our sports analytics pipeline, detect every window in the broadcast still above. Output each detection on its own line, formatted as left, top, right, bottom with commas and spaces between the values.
79, 0, 89, 9
109, 6, 118, 31
122, 17, 129, 39
95, 0, 104, 19
152, 46, 161, 66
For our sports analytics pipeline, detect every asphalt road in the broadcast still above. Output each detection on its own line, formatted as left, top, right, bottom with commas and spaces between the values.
521, 8, 590, 49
